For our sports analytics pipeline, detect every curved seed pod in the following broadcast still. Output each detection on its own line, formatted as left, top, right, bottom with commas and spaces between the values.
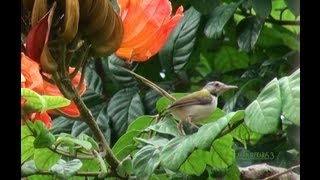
78, 0, 93, 22
88, 2, 115, 45
60, 0, 80, 41
80, 0, 108, 35
40, 45, 58, 73
31, 0, 47, 26
90, 15, 124, 57
22, 0, 35, 11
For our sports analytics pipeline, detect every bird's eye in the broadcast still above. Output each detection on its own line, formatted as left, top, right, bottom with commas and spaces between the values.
214, 83, 220, 87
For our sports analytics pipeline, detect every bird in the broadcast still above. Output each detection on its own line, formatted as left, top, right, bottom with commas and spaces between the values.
166, 81, 237, 134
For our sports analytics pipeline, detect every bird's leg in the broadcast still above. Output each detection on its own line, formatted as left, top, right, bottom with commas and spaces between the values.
186, 116, 199, 129
177, 120, 185, 135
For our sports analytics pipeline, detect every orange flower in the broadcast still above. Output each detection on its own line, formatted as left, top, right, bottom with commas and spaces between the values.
115, 0, 184, 61
21, 53, 87, 127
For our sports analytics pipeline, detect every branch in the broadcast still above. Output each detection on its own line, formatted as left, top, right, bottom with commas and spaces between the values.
217, 119, 244, 139
263, 164, 300, 180
119, 66, 176, 102
235, 11, 300, 26
239, 163, 300, 179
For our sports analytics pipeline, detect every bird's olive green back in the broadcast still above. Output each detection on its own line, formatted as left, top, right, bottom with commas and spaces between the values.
168, 89, 213, 109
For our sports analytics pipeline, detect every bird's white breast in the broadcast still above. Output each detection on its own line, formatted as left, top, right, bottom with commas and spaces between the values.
170, 95, 217, 122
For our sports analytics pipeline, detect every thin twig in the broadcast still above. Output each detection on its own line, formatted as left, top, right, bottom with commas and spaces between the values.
263, 164, 300, 180
119, 66, 176, 102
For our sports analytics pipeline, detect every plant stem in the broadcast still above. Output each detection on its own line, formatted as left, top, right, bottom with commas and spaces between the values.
217, 119, 244, 139
62, 78, 120, 171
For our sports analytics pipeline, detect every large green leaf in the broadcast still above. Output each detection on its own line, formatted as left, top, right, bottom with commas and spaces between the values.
56, 136, 92, 150
160, 112, 236, 171
22, 135, 35, 163
256, 26, 300, 50
107, 54, 136, 87
159, 7, 201, 75
34, 148, 61, 171
193, 112, 235, 149
189, 0, 219, 15
112, 130, 141, 159
230, 124, 262, 147
108, 88, 145, 139
237, 16, 264, 51
132, 145, 161, 179
143, 89, 163, 115
245, 78, 282, 134
21, 88, 46, 113
212, 46, 250, 73
42, 95, 70, 110
204, 2, 241, 38
127, 115, 154, 132
252, 0, 272, 18
206, 135, 235, 168
148, 117, 180, 137
50, 159, 83, 179
33, 129, 55, 148
279, 69, 300, 125
160, 135, 194, 171
179, 149, 207, 176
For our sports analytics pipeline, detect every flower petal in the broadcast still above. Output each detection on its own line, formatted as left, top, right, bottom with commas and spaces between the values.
21, 53, 44, 92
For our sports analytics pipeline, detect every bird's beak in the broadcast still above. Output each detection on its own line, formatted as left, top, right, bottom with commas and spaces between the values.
221, 84, 238, 92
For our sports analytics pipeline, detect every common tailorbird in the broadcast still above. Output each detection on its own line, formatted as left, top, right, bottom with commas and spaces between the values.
167, 81, 237, 134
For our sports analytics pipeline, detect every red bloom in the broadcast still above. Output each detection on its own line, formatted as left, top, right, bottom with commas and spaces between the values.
116, 0, 183, 61
21, 53, 87, 127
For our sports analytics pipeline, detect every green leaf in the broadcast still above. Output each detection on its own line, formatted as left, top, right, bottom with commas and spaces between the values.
143, 89, 163, 115
206, 135, 235, 168
252, 0, 272, 18
285, 0, 300, 16
22, 136, 35, 162
160, 111, 237, 171
180, 149, 207, 176
229, 110, 245, 124
28, 175, 52, 180
78, 159, 99, 172
225, 164, 240, 180
135, 136, 169, 147
127, 115, 154, 132
112, 130, 141, 159
212, 46, 250, 73
204, 2, 241, 38
189, 0, 219, 15
230, 124, 262, 147
160, 136, 194, 171
245, 78, 282, 134
34, 120, 47, 135
22, 160, 39, 176
78, 133, 100, 151
21, 88, 47, 113
33, 129, 55, 148
34, 148, 61, 171
50, 159, 83, 179
156, 93, 187, 113
237, 16, 264, 51
115, 145, 137, 161
107, 54, 136, 87
159, 7, 201, 75
279, 69, 300, 125
197, 108, 226, 125
148, 117, 180, 137
56, 136, 92, 150
117, 156, 133, 177
22, 124, 33, 139
133, 145, 161, 179
193, 112, 234, 149
108, 88, 145, 139
42, 95, 71, 110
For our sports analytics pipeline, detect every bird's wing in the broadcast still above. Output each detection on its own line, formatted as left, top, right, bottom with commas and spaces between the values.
168, 89, 213, 109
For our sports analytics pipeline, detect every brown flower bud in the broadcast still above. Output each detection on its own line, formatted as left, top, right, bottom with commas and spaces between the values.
40, 45, 57, 73
31, 0, 47, 26
60, 0, 80, 42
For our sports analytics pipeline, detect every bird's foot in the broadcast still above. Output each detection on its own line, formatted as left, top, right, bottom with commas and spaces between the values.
186, 116, 199, 129
177, 120, 186, 135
